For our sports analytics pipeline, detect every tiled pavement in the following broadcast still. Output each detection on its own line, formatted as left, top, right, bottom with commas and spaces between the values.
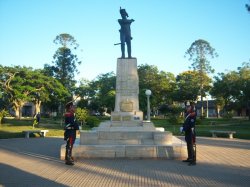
0, 137, 249, 187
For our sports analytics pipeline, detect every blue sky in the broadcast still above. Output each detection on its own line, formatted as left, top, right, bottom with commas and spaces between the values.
0, 0, 250, 81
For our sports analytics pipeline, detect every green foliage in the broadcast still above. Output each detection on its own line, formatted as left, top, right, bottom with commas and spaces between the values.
222, 112, 233, 119
0, 109, 9, 124
211, 63, 250, 119
185, 39, 218, 74
195, 118, 202, 125
86, 72, 116, 112
167, 114, 183, 125
53, 33, 79, 49
95, 72, 116, 108
164, 104, 184, 125
75, 108, 89, 126
138, 64, 176, 113
0, 65, 69, 118
173, 70, 211, 102
185, 39, 218, 117
44, 33, 81, 94
85, 116, 100, 128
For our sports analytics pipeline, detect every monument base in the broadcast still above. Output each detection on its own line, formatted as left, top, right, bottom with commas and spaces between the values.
111, 111, 143, 125
60, 121, 187, 160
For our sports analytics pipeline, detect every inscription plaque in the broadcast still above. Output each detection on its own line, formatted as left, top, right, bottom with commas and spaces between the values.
120, 101, 133, 112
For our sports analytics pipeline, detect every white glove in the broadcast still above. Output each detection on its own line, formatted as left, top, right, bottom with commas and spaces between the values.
180, 127, 183, 132
191, 128, 194, 132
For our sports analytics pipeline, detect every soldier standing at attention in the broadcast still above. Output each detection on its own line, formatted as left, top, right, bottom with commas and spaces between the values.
64, 101, 79, 165
181, 102, 196, 166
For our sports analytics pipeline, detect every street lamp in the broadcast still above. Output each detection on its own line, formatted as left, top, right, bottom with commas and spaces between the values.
145, 89, 152, 122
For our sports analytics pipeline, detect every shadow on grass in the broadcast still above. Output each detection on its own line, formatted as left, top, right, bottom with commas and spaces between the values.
0, 130, 24, 139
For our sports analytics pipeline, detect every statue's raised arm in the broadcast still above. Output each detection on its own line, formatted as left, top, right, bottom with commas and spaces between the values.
118, 7, 134, 58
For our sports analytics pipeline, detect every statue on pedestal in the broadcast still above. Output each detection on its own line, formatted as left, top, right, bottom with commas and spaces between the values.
117, 7, 134, 58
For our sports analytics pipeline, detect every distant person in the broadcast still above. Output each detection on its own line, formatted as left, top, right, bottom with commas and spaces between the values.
118, 7, 134, 58
181, 102, 196, 166
36, 112, 41, 124
33, 112, 40, 128
64, 101, 79, 165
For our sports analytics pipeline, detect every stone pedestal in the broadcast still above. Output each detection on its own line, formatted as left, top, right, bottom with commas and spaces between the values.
60, 121, 187, 160
111, 58, 143, 123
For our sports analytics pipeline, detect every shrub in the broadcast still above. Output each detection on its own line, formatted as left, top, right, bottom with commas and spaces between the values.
85, 116, 100, 128
195, 118, 202, 125
0, 109, 9, 124
222, 112, 233, 119
167, 114, 183, 125
75, 108, 89, 126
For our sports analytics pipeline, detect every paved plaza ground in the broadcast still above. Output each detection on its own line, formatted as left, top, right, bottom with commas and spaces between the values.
0, 136, 249, 187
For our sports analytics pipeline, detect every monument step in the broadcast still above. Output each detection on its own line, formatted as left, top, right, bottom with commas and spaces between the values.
80, 130, 173, 145
60, 143, 187, 159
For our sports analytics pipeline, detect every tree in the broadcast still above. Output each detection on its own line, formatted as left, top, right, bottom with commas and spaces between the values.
210, 71, 239, 116
76, 73, 116, 113
44, 33, 81, 96
39, 69, 70, 115
75, 108, 89, 126
138, 64, 176, 115
0, 66, 69, 118
0, 109, 9, 125
91, 72, 116, 113
185, 39, 218, 117
173, 70, 211, 103
236, 62, 250, 120
75, 79, 92, 108
0, 66, 34, 118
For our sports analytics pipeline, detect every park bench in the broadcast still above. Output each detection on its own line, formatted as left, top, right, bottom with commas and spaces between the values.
23, 130, 49, 138
210, 130, 236, 139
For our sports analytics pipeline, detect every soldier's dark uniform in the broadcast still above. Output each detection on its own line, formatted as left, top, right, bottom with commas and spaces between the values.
182, 105, 196, 166
64, 103, 79, 165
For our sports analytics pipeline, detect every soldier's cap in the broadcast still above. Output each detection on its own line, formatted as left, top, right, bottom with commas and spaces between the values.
120, 7, 129, 17
65, 101, 74, 110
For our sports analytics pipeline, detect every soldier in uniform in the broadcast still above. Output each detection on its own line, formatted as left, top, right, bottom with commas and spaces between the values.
64, 101, 79, 165
181, 102, 196, 166
118, 7, 134, 58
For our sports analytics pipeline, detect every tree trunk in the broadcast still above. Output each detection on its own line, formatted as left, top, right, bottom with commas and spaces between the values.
216, 106, 221, 118
35, 100, 41, 114
248, 107, 250, 121
13, 106, 20, 119
13, 101, 23, 119
201, 96, 204, 118
248, 100, 250, 121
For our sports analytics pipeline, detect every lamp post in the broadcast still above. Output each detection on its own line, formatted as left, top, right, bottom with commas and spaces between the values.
145, 89, 152, 122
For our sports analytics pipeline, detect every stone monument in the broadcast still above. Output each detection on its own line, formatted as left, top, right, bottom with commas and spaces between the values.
60, 8, 186, 159
111, 58, 144, 126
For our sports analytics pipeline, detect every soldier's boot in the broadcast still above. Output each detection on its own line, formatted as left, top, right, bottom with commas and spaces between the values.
65, 146, 74, 165
70, 145, 74, 163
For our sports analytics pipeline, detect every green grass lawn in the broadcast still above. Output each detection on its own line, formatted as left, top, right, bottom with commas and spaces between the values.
152, 118, 250, 140
1, 117, 250, 140
0, 117, 91, 139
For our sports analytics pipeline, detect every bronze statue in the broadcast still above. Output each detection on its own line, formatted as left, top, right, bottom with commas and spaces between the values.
117, 7, 134, 58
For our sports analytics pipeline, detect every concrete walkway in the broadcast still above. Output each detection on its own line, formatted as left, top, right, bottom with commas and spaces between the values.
0, 136, 249, 187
